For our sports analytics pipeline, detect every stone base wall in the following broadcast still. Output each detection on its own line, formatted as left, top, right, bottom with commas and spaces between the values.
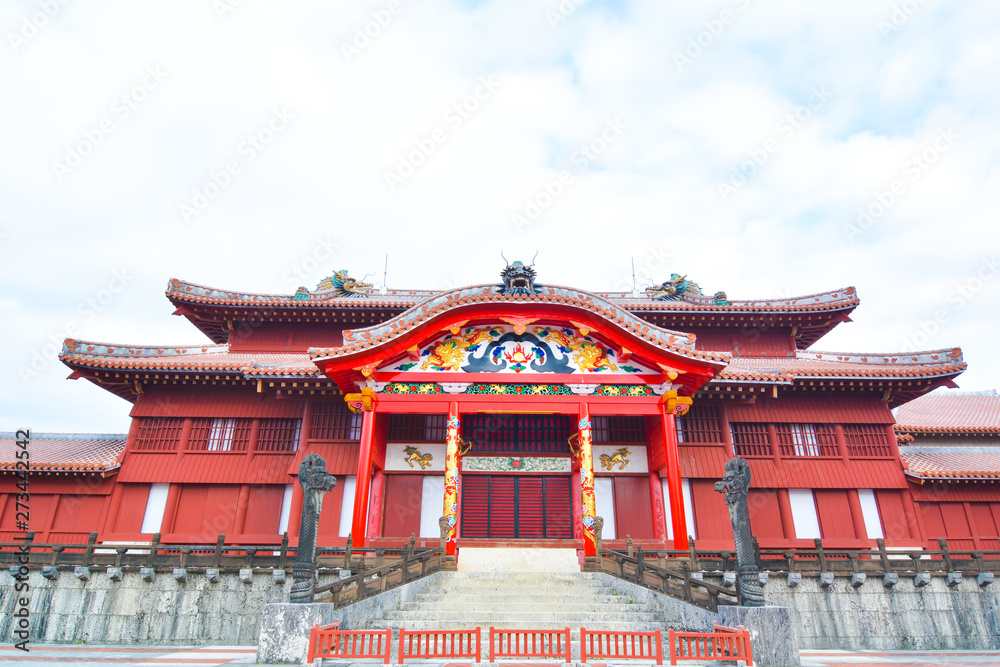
702, 572, 1000, 650
1, 568, 290, 645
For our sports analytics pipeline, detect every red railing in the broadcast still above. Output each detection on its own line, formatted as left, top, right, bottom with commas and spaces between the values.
307, 623, 392, 665
398, 628, 481, 664
489, 627, 572, 662
580, 627, 663, 665
668, 624, 753, 665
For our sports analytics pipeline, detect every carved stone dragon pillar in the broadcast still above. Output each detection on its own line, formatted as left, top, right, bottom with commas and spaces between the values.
289, 453, 337, 604
714, 457, 764, 607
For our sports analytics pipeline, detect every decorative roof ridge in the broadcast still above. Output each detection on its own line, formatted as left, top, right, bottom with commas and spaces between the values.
602, 285, 859, 311
901, 446, 1000, 454
166, 277, 436, 306
308, 283, 733, 366
61, 338, 230, 359
894, 425, 1000, 435
796, 347, 964, 366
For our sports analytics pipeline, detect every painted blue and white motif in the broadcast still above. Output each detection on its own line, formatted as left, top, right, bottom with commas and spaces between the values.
387, 324, 658, 375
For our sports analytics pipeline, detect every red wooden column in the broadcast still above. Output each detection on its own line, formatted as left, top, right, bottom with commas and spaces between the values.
367, 470, 386, 540
718, 404, 735, 458
834, 425, 851, 465
777, 488, 796, 539
649, 472, 667, 542
102, 417, 141, 535
578, 403, 598, 557
660, 403, 688, 550
571, 453, 583, 542
442, 402, 461, 556
351, 407, 378, 547
846, 489, 868, 540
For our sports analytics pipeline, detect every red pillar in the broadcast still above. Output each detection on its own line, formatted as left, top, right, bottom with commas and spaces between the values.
234, 484, 251, 537
649, 472, 667, 542
352, 408, 377, 547
367, 470, 386, 540
571, 456, 583, 541
846, 489, 868, 540
834, 425, 851, 465
578, 403, 597, 557
777, 488, 795, 540
718, 404, 735, 458
159, 484, 182, 536
442, 402, 461, 556
901, 489, 927, 544
661, 404, 688, 550
102, 417, 140, 536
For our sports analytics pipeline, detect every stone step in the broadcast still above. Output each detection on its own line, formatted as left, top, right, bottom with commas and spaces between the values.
402, 600, 641, 612
368, 619, 669, 633
380, 610, 665, 624
413, 592, 636, 605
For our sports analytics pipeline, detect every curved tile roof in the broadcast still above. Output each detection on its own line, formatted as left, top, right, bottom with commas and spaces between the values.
166, 278, 858, 314
60, 340, 322, 377
894, 390, 1000, 434
307, 284, 731, 366
901, 449, 1000, 480
0, 432, 126, 472
718, 348, 965, 382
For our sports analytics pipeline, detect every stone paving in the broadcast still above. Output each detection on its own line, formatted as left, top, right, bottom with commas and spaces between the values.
3, 646, 1000, 667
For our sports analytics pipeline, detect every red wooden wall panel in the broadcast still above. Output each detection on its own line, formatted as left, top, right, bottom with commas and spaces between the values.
171, 485, 240, 538
731, 331, 795, 357
0, 476, 116, 495
726, 397, 894, 424
50, 495, 105, 533
814, 490, 856, 539
971, 504, 999, 537
747, 489, 784, 539
875, 490, 911, 540
382, 475, 423, 538
243, 485, 285, 536
227, 323, 344, 352
130, 388, 305, 419
113, 485, 150, 533
613, 476, 654, 540
689, 480, 733, 545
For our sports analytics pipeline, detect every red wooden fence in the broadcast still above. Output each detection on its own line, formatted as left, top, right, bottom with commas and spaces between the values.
307, 623, 391, 664
580, 627, 663, 665
398, 627, 481, 664
669, 625, 753, 665
489, 627, 572, 662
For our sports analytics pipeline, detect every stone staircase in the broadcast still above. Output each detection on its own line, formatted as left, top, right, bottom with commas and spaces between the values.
369, 571, 677, 633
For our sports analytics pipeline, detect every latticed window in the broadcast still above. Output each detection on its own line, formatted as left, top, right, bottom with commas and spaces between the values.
463, 414, 571, 454
676, 405, 722, 443
729, 422, 771, 457
591, 416, 645, 443
311, 402, 362, 440
133, 418, 183, 451
776, 423, 838, 457
187, 418, 252, 451
257, 419, 301, 452
844, 424, 892, 457
387, 415, 447, 442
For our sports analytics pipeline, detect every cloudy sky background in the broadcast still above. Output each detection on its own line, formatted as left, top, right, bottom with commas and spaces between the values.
1, 0, 997, 433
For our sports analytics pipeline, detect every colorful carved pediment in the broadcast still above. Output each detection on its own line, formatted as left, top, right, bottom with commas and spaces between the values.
386, 324, 658, 376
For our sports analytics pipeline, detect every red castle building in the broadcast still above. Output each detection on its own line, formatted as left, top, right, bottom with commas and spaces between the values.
2, 264, 996, 559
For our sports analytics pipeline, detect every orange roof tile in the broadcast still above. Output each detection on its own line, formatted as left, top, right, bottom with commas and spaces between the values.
894, 390, 1000, 434
900, 449, 1000, 480
0, 433, 126, 472
719, 348, 965, 382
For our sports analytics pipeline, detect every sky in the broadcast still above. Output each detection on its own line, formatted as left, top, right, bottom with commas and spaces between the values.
1, 0, 997, 434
